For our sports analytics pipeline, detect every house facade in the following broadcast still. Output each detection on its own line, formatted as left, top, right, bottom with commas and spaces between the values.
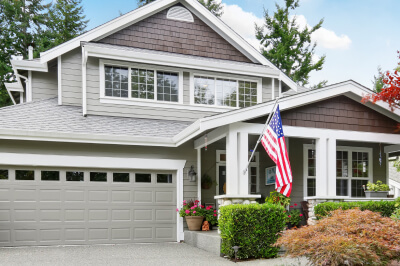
2, 0, 400, 247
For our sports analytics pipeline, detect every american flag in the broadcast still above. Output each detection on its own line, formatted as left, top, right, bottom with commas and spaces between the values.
260, 105, 292, 197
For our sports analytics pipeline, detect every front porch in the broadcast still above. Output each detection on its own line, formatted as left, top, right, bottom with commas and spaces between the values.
194, 122, 400, 214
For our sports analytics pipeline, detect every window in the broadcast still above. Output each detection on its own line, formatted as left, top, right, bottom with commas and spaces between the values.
90, 172, 107, 182
305, 148, 316, 197
16, 170, 34, 180
66, 171, 84, 181
157, 174, 172, 183
157, 72, 179, 102
0, 170, 8, 180
113, 173, 129, 182
249, 167, 257, 194
105, 66, 128, 98
193, 75, 259, 108
336, 147, 372, 197
135, 173, 151, 183
102, 62, 181, 103
41, 171, 60, 181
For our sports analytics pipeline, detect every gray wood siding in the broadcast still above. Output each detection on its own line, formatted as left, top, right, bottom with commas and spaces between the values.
262, 78, 272, 102
31, 65, 57, 101
0, 139, 198, 202
61, 48, 82, 106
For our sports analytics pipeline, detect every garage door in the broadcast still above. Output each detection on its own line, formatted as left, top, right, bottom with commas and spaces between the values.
0, 167, 177, 246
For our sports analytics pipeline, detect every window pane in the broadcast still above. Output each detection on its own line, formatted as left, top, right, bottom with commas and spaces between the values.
219, 153, 226, 162
131, 68, 155, 100
157, 174, 172, 183
336, 151, 348, 177
90, 172, 107, 182
41, 171, 60, 181
66, 171, 84, 181
136, 173, 151, 183
352, 152, 368, 178
157, 72, 179, 102
336, 179, 348, 196
216, 79, 237, 107
16, 170, 34, 180
113, 173, 129, 182
351, 180, 368, 197
238, 80, 257, 107
194, 76, 215, 105
0, 170, 8, 180
104, 66, 128, 98
307, 178, 316, 197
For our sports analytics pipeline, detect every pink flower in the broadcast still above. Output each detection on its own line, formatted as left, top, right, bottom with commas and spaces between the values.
288, 215, 291, 218
183, 203, 186, 206
214, 210, 217, 213
213, 214, 217, 216
200, 205, 204, 208
208, 206, 213, 209
206, 207, 211, 210
183, 200, 186, 203
290, 206, 294, 208
299, 214, 303, 217
193, 211, 196, 214
294, 203, 298, 206
191, 206, 195, 210
185, 210, 190, 214
176, 208, 179, 212
195, 200, 199, 203
194, 205, 197, 208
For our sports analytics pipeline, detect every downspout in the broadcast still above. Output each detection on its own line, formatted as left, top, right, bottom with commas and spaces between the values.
82, 45, 88, 117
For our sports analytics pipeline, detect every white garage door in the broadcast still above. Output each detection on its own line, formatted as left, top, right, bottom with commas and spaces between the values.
0, 167, 177, 246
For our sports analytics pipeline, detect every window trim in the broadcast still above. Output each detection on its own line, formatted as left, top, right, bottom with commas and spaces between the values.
303, 144, 316, 197
100, 59, 183, 105
189, 71, 262, 108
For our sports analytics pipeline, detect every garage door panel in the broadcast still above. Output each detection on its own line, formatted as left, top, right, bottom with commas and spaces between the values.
0, 169, 177, 246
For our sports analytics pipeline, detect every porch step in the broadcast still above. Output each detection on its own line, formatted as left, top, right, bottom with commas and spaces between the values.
184, 230, 221, 256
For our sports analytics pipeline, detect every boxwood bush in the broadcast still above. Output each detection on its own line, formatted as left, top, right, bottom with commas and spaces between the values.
314, 200, 398, 219
219, 203, 286, 260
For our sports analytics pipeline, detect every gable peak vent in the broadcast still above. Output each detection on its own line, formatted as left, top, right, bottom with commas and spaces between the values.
167, 6, 194, 23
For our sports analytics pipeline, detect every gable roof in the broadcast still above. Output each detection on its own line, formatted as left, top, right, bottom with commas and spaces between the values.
35, 0, 297, 90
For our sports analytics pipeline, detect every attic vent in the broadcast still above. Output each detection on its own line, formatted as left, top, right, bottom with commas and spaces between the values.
167, 6, 194, 22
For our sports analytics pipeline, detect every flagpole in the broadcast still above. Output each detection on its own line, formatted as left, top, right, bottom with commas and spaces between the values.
243, 97, 280, 175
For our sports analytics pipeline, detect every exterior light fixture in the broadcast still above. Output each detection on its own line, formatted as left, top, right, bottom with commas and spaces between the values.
188, 165, 197, 182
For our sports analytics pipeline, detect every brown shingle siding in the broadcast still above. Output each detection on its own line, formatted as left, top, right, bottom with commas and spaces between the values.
97, 5, 253, 63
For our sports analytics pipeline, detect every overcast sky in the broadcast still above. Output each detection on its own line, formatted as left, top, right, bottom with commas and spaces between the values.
83, 0, 399, 89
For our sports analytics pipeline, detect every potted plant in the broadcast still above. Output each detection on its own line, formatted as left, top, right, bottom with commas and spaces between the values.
177, 199, 204, 231
204, 205, 218, 229
265, 191, 291, 208
364, 180, 390, 198
286, 208, 303, 229
201, 174, 214, 189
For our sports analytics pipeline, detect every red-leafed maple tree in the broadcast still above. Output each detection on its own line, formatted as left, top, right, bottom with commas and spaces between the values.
362, 51, 400, 110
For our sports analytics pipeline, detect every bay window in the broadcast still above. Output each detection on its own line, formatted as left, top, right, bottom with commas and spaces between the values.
193, 75, 259, 108
102, 61, 181, 103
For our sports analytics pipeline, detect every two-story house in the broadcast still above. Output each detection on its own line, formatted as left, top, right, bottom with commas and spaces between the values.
2, 0, 400, 247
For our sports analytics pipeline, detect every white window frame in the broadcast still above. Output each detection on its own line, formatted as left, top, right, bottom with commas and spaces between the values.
336, 146, 373, 197
189, 71, 262, 109
303, 144, 316, 198
100, 59, 183, 105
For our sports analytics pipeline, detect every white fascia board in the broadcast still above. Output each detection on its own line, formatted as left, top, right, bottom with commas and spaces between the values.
279, 72, 298, 91
0, 128, 176, 147
4, 82, 24, 92
39, 0, 178, 63
385, 144, 400, 154
84, 44, 279, 78
0, 152, 186, 170
11, 60, 48, 72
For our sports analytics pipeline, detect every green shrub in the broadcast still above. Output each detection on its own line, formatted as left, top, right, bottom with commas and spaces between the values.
314, 200, 398, 219
219, 203, 286, 260
391, 208, 400, 220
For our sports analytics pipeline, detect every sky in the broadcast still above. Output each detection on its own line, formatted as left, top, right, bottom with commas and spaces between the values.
82, 0, 399, 89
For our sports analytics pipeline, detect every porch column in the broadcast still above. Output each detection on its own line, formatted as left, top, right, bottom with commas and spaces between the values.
238, 132, 249, 195
225, 128, 238, 195
327, 138, 337, 196
315, 137, 328, 197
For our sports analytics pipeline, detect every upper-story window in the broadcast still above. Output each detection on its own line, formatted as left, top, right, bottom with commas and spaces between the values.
101, 61, 182, 103
193, 75, 259, 108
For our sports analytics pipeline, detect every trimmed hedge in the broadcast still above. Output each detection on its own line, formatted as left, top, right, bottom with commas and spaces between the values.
314, 200, 398, 219
219, 203, 286, 259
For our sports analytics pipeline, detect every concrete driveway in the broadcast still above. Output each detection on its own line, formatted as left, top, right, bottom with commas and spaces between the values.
0, 243, 308, 266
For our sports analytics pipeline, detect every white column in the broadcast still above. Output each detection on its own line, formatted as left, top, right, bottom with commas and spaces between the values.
225, 128, 238, 195
316, 137, 328, 197
58, 56, 62, 105
238, 132, 249, 195
327, 138, 336, 196
197, 148, 202, 202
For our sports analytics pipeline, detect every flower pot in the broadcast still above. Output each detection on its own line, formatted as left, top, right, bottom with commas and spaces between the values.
185, 216, 204, 231
365, 191, 389, 198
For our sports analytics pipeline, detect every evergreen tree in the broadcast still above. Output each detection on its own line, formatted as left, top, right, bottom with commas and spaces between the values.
0, 0, 51, 107
255, 0, 325, 87
41, 0, 89, 51
372, 66, 384, 93
137, 0, 155, 7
